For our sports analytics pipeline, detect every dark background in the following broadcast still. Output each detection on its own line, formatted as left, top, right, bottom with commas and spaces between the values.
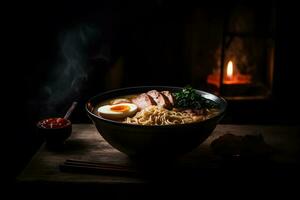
4, 0, 300, 182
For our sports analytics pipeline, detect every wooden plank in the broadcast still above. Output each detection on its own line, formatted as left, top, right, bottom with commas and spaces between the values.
16, 124, 300, 184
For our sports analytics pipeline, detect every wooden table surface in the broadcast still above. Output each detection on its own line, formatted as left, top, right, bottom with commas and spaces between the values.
16, 124, 300, 195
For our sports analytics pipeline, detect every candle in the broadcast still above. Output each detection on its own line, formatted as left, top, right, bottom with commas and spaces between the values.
207, 60, 251, 87
226, 60, 234, 80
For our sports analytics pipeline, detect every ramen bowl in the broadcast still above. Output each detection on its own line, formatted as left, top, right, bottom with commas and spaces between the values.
86, 86, 227, 158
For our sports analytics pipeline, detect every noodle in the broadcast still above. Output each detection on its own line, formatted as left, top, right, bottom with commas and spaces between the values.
124, 106, 218, 125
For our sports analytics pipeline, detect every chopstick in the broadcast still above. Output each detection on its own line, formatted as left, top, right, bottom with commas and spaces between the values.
65, 159, 130, 169
59, 159, 139, 176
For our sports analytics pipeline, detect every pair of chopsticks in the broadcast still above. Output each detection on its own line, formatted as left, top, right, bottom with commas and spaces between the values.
59, 159, 139, 176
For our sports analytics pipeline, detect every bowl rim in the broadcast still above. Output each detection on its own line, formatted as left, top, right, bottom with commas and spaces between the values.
85, 85, 227, 128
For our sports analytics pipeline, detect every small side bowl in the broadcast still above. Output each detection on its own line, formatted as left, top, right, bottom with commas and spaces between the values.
37, 117, 72, 149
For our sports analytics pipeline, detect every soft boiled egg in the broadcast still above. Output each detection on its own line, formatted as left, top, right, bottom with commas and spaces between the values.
97, 103, 138, 120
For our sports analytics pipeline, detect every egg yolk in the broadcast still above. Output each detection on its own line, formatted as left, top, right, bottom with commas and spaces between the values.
110, 105, 130, 112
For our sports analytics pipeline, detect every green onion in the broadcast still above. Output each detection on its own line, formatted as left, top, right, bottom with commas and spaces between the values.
173, 86, 215, 109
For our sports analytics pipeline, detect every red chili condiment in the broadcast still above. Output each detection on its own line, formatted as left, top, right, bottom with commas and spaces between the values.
39, 117, 70, 129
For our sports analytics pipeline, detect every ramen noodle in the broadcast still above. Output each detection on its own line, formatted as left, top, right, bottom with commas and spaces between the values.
124, 105, 219, 125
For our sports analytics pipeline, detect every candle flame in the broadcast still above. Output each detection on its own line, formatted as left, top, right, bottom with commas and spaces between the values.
227, 60, 233, 79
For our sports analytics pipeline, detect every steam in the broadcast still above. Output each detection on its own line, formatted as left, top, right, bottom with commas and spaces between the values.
40, 24, 103, 115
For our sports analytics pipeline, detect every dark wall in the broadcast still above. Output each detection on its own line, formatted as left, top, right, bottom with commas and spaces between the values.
4, 0, 300, 181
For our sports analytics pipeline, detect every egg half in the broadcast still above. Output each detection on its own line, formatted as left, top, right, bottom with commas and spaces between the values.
97, 103, 138, 120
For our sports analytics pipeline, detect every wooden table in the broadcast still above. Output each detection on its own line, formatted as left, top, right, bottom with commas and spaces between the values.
16, 124, 300, 196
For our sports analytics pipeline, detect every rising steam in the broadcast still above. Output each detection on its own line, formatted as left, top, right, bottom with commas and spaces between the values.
40, 24, 103, 115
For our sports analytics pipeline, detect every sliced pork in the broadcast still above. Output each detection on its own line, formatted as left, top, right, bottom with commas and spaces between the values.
161, 91, 174, 106
147, 90, 172, 109
131, 93, 156, 110
110, 98, 131, 105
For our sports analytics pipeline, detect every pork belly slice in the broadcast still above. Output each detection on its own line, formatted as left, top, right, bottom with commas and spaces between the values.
147, 90, 172, 109
110, 98, 131, 105
161, 90, 174, 106
131, 93, 156, 110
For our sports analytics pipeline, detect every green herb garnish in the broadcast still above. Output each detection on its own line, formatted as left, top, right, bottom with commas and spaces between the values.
174, 86, 216, 109
174, 86, 203, 109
